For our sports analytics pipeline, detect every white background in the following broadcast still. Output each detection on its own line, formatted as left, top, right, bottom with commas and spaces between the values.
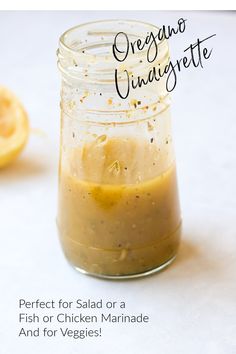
0, 11, 236, 354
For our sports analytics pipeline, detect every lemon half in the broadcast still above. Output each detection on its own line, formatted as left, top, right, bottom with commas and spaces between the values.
0, 87, 29, 168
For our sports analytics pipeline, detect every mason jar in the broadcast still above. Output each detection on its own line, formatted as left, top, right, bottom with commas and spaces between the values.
57, 20, 181, 279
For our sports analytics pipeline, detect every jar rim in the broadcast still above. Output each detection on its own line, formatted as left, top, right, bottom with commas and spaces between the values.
57, 19, 170, 84
58, 19, 170, 122
59, 19, 167, 59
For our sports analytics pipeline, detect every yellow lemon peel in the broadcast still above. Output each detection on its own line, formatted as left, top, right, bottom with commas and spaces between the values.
0, 87, 29, 168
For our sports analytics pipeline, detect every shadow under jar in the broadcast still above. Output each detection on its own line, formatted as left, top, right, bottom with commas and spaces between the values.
57, 20, 182, 279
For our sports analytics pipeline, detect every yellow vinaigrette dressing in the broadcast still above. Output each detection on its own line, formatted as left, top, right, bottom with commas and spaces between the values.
58, 137, 181, 277
57, 20, 182, 278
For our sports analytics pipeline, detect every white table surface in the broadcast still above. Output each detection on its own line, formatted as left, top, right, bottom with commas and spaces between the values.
0, 11, 236, 354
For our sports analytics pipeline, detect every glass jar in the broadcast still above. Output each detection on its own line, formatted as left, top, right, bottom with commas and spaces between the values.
57, 20, 181, 279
